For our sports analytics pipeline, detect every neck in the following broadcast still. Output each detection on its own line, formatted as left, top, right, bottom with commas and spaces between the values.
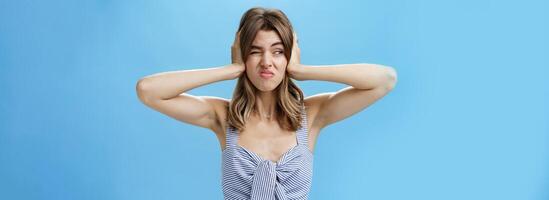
255, 90, 276, 121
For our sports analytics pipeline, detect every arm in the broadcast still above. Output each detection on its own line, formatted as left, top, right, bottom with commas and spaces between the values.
287, 33, 396, 90
293, 63, 397, 130
136, 64, 243, 130
286, 33, 397, 130
290, 63, 397, 90
137, 65, 242, 101
136, 31, 245, 131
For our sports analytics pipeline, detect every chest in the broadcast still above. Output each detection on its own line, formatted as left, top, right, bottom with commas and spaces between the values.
237, 121, 298, 162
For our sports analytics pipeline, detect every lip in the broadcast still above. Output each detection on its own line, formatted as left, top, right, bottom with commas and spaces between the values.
259, 70, 274, 79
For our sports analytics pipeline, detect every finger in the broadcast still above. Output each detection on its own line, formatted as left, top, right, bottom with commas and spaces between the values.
234, 30, 241, 44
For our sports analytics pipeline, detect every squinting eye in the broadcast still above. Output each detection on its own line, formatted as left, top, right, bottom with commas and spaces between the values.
274, 51, 284, 55
250, 52, 260, 55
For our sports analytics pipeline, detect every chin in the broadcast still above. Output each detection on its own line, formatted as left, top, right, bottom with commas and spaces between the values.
253, 81, 281, 92
255, 85, 277, 92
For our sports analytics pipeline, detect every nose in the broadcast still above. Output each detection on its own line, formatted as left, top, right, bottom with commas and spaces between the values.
260, 53, 273, 68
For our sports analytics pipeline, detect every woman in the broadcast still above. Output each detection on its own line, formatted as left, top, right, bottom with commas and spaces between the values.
136, 7, 397, 200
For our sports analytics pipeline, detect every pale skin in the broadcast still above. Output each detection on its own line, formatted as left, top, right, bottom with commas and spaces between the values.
136, 30, 397, 163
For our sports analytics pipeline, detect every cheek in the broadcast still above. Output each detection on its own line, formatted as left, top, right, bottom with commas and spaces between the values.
245, 57, 259, 70
275, 58, 288, 71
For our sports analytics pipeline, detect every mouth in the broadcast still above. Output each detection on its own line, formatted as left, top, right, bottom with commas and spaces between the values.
259, 70, 274, 79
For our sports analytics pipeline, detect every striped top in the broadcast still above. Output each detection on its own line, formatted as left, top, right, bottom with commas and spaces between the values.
222, 105, 314, 200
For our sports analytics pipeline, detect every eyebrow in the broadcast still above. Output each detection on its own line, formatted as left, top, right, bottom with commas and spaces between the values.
251, 42, 283, 50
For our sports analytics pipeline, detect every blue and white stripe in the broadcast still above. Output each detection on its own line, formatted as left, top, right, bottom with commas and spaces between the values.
222, 104, 314, 200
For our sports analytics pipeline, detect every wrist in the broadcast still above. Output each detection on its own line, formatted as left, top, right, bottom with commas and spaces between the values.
225, 63, 245, 80
289, 64, 307, 81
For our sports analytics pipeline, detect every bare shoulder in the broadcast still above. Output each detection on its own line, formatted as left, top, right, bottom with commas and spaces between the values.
207, 94, 329, 133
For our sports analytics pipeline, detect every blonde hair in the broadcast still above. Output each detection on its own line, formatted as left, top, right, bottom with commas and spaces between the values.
227, 7, 304, 132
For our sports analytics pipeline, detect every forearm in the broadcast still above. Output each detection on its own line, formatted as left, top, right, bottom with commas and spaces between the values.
136, 64, 242, 100
291, 63, 397, 90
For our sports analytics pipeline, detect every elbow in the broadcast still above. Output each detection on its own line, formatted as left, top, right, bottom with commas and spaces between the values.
136, 78, 154, 104
384, 66, 398, 91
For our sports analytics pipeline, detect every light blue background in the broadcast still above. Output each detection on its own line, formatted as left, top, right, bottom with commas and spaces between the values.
1, 0, 547, 199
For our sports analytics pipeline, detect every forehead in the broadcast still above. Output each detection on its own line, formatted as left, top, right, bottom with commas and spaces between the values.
252, 30, 283, 47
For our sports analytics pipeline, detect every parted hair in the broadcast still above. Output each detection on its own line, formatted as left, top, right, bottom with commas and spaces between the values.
227, 7, 305, 132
